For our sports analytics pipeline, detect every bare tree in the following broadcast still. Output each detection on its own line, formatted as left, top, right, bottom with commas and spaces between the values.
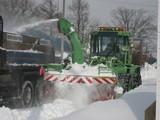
111, 7, 157, 64
33, 0, 62, 36
68, 0, 89, 45
111, 7, 156, 41
34, 0, 61, 19
83, 18, 100, 55
0, 0, 35, 31
88, 18, 100, 33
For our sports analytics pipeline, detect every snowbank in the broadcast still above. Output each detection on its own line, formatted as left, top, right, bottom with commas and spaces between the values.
141, 63, 157, 83
0, 63, 156, 120
55, 63, 156, 120
56, 83, 155, 120
0, 99, 76, 120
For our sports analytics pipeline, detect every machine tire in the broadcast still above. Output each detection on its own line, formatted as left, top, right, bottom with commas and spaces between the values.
21, 81, 34, 107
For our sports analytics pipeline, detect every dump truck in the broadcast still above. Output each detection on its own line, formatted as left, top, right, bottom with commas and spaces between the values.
0, 16, 55, 107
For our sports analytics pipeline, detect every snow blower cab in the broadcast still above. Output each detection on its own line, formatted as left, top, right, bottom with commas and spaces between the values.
90, 27, 141, 92
90, 27, 130, 62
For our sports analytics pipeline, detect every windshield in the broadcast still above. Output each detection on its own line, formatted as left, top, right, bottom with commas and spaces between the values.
96, 36, 116, 55
91, 32, 129, 57
91, 32, 116, 56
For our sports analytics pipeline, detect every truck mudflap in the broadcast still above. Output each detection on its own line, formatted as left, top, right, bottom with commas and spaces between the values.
43, 73, 117, 102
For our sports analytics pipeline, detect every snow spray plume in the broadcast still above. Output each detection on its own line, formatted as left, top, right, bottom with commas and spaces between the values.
16, 19, 59, 33
53, 82, 96, 108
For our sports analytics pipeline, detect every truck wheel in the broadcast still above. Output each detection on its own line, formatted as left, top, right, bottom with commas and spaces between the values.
35, 79, 45, 105
35, 79, 55, 105
21, 81, 34, 107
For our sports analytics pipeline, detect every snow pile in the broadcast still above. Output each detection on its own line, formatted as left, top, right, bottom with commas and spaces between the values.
49, 63, 116, 77
0, 99, 76, 120
114, 86, 123, 94
55, 52, 69, 59
62, 63, 102, 76
55, 63, 156, 120
0, 47, 44, 53
141, 62, 157, 82
0, 107, 14, 120
0, 63, 156, 120
7, 49, 44, 53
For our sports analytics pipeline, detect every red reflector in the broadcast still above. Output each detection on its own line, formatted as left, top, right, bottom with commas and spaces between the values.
39, 67, 45, 76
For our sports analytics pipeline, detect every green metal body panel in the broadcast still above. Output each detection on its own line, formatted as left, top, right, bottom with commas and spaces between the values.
45, 64, 63, 72
90, 28, 141, 91
58, 18, 84, 64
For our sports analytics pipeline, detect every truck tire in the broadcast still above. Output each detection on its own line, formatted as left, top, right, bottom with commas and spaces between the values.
35, 79, 55, 105
35, 79, 45, 105
21, 81, 34, 107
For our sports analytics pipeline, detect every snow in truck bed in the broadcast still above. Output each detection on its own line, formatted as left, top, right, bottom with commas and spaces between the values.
0, 63, 156, 120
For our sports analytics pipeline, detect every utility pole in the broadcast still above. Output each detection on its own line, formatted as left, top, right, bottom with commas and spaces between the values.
63, 0, 65, 17
57, 0, 59, 12
61, 0, 65, 62
156, 0, 160, 119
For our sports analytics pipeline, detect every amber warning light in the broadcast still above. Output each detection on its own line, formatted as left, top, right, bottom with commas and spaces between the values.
99, 27, 125, 32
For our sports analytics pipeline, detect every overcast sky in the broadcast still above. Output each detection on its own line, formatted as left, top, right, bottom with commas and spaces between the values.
57, 0, 158, 24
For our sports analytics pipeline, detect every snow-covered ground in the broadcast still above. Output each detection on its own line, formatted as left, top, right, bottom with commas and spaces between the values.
0, 99, 76, 120
0, 63, 156, 120
56, 63, 156, 120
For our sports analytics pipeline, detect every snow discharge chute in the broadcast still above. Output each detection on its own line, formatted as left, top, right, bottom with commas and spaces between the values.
58, 18, 84, 64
